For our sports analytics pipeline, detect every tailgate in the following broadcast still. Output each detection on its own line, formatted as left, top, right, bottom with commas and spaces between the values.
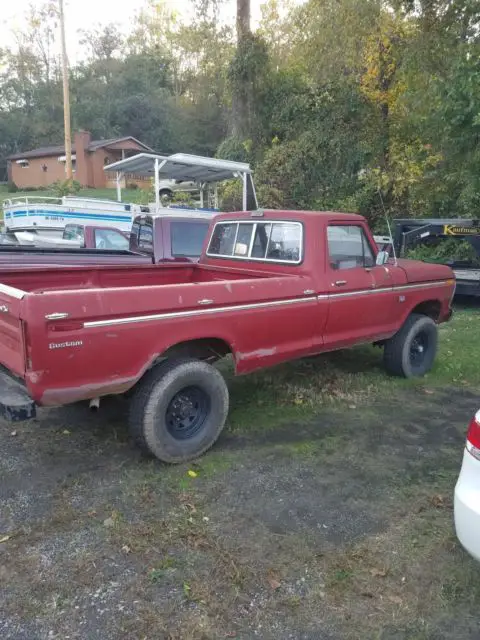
0, 284, 27, 377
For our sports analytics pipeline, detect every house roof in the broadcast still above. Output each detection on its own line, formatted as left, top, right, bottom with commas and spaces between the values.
7, 136, 153, 161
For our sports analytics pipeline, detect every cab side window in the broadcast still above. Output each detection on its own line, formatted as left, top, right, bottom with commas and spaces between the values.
327, 225, 374, 270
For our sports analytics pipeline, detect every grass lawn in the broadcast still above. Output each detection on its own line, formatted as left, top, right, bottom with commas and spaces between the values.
1, 301, 479, 639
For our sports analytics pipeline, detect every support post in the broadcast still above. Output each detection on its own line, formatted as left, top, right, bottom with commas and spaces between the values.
242, 173, 247, 211
59, 0, 73, 182
200, 184, 204, 209
116, 172, 122, 202
154, 158, 160, 210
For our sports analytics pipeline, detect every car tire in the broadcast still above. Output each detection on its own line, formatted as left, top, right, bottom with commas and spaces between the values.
128, 358, 229, 463
383, 313, 438, 378
159, 189, 173, 201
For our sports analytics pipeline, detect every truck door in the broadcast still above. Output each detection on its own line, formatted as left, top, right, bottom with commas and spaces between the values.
323, 224, 387, 348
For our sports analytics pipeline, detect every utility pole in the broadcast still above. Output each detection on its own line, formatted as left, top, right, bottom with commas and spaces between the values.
59, 0, 73, 182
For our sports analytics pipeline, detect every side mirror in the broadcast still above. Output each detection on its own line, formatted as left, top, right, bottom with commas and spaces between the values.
376, 250, 389, 266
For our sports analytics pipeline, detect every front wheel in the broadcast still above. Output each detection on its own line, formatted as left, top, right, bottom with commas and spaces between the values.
129, 358, 229, 463
383, 313, 438, 378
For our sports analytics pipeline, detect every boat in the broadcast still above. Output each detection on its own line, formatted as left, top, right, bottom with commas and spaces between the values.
2, 196, 145, 239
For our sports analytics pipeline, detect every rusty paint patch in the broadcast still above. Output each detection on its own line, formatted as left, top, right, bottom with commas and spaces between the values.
235, 347, 277, 362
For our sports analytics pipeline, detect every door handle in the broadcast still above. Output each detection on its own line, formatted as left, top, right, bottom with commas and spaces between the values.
334, 280, 347, 287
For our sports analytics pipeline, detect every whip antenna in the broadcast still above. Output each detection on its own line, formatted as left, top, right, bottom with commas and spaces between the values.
378, 189, 397, 266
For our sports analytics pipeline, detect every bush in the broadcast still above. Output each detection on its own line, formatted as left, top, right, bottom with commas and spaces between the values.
22, 185, 47, 192
7, 181, 18, 193
406, 238, 479, 265
50, 179, 81, 197
126, 182, 139, 190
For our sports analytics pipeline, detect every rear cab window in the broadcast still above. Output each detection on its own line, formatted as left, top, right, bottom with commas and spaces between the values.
94, 229, 129, 250
171, 221, 210, 258
327, 225, 374, 270
207, 220, 303, 264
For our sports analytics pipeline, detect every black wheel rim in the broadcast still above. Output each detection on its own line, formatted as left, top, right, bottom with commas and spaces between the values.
165, 386, 210, 440
410, 330, 429, 367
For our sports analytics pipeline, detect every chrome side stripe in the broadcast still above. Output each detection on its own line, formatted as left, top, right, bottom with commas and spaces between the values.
82, 279, 452, 329
0, 283, 26, 300
84, 296, 318, 328
324, 280, 451, 300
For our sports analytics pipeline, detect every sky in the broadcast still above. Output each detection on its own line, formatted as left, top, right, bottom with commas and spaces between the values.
1, 0, 267, 62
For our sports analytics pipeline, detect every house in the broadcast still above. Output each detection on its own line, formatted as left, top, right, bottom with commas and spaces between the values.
7, 131, 153, 189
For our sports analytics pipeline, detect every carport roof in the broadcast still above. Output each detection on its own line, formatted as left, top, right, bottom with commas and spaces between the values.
104, 153, 252, 183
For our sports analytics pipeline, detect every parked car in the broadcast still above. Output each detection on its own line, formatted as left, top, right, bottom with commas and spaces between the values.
0, 212, 213, 268
0, 209, 455, 463
454, 409, 480, 561
158, 179, 198, 200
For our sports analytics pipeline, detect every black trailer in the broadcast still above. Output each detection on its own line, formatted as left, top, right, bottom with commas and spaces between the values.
393, 218, 480, 297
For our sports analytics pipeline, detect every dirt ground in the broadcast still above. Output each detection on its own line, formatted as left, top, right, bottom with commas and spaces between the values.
1, 366, 480, 640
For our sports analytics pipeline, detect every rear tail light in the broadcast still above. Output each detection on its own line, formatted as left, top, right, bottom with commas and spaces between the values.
466, 411, 480, 460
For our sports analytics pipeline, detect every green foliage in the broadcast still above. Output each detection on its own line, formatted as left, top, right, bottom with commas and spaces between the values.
50, 180, 81, 197
405, 238, 480, 265
2, 0, 480, 220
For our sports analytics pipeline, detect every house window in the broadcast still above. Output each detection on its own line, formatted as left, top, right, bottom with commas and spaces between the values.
16, 159, 29, 168
58, 154, 76, 173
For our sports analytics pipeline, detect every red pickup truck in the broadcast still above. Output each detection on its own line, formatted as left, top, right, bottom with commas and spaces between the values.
0, 209, 454, 463
0, 213, 212, 267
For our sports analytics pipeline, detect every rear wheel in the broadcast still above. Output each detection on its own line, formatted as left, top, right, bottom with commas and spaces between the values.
129, 358, 229, 463
383, 313, 438, 378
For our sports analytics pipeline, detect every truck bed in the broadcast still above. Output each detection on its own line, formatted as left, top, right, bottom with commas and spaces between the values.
0, 261, 306, 405
0, 262, 267, 293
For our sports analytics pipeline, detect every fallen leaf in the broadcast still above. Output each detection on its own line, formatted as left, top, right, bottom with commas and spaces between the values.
388, 595, 403, 605
103, 517, 115, 528
185, 503, 197, 513
370, 568, 387, 577
0, 535, 11, 543
431, 494, 445, 508
62, 429, 70, 435
267, 570, 282, 590
349, 405, 357, 409
10, 431, 17, 437
187, 470, 198, 478
121, 545, 131, 554
423, 389, 434, 395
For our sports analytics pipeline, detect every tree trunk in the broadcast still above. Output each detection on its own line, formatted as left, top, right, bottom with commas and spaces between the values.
232, 0, 251, 138
237, 0, 250, 42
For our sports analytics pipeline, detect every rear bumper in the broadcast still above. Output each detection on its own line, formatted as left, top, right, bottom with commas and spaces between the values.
454, 449, 480, 562
0, 369, 36, 422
